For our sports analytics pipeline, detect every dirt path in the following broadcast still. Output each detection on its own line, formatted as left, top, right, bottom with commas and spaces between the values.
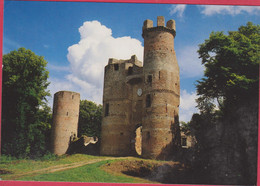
7, 157, 124, 180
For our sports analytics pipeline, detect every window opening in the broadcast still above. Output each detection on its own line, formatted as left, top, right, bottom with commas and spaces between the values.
114, 64, 119, 71
147, 75, 152, 83
181, 138, 187, 147
146, 94, 151, 107
105, 103, 109, 116
128, 67, 133, 75
147, 131, 150, 139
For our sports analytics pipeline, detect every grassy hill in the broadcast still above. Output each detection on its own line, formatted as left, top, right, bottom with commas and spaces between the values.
0, 154, 176, 184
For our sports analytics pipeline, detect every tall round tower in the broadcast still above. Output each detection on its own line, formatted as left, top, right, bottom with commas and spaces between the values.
142, 16, 180, 159
51, 91, 80, 155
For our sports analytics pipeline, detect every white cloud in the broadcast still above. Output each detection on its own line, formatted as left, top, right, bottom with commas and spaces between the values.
200, 5, 260, 16
179, 89, 198, 122
3, 37, 21, 54
47, 64, 70, 72
169, 4, 187, 17
177, 45, 204, 78
48, 20, 143, 105
43, 44, 49, 49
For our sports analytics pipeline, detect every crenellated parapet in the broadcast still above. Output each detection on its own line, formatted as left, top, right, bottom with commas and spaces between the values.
100, 16, 180, 160
142, 16, 176, 38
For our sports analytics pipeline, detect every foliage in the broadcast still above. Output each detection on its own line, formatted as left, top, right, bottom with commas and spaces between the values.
2, 48, 51, 158
179, 121, 191, 135
193, 22, 260, 149
197, 22, 259, 108
78, 100, 102, 138
188, 22, 260, 183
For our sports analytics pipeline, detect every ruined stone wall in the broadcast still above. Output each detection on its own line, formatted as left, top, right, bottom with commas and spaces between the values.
142, 16, 180, 159
100, 58, 133, 156
207, 99, 258, 185
51, 91, 80, 155
100, 55, 144, 156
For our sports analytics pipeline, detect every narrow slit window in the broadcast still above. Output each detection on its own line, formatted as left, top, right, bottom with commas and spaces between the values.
72, 95, 74, 99
66, 112, 69, 116
181, 138, 187, 147
147, 75, 152, 83
146, 94, 151, 108
105, 103, 109, 116
114, 64, 119, 71
147, 131, 150, 139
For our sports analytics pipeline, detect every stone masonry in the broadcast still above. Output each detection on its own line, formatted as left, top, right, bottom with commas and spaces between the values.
100, 16, 180, 159
51, 91, 80, 155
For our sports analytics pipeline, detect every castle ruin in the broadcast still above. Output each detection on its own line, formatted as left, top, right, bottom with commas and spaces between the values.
51, 91, 80, 155
100, 16, 180, 159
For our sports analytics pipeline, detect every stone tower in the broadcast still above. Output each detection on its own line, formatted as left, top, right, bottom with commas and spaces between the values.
51, 91, 80, 155
141, 16, 180, 159
100, 16, 180, 159
100, 56, 143, 156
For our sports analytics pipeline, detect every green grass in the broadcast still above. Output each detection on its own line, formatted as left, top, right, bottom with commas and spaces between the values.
0, 154, 158, 183
0, 154, 108, 179
19, 160, 136, 183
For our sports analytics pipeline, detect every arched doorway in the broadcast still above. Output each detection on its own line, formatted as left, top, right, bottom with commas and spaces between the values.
134, 124, 142, 156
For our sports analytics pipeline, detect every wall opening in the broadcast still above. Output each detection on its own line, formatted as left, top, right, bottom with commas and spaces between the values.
114, 64, 119, 71
105, 103, 109, 116
147, 131, 150, 140
147, 75, 152, 84
146, 94, 151, 107
181, 137, 187, 147
135, 125, 142, 155
128, 67, 133, 75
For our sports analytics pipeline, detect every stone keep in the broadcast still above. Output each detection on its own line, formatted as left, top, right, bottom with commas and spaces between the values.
100, 16, 180, 159
51, 91, 80, 155
100, 55, 143, 156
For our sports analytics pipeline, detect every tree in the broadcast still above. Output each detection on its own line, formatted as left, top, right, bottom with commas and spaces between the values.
2, 48, 50, 157
197, 22, 259, 108
78, 100, 102, 138
190, 22, 259, 184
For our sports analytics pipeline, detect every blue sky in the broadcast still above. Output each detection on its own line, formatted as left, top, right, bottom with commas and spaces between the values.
3, 1, 260, 122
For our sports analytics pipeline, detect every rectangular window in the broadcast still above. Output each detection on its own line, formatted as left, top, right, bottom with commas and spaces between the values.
181, 137, 187, 147
128, 67, 133, 75
114, 64, 119, 71
105, 103, 109, 116
147, 75, 152, 83
146, 94, 151, 107
147, 131, 150, 139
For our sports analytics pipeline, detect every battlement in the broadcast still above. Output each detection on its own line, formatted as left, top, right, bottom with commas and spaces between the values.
108, 55, 142, 67
142, 16, 176, 38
